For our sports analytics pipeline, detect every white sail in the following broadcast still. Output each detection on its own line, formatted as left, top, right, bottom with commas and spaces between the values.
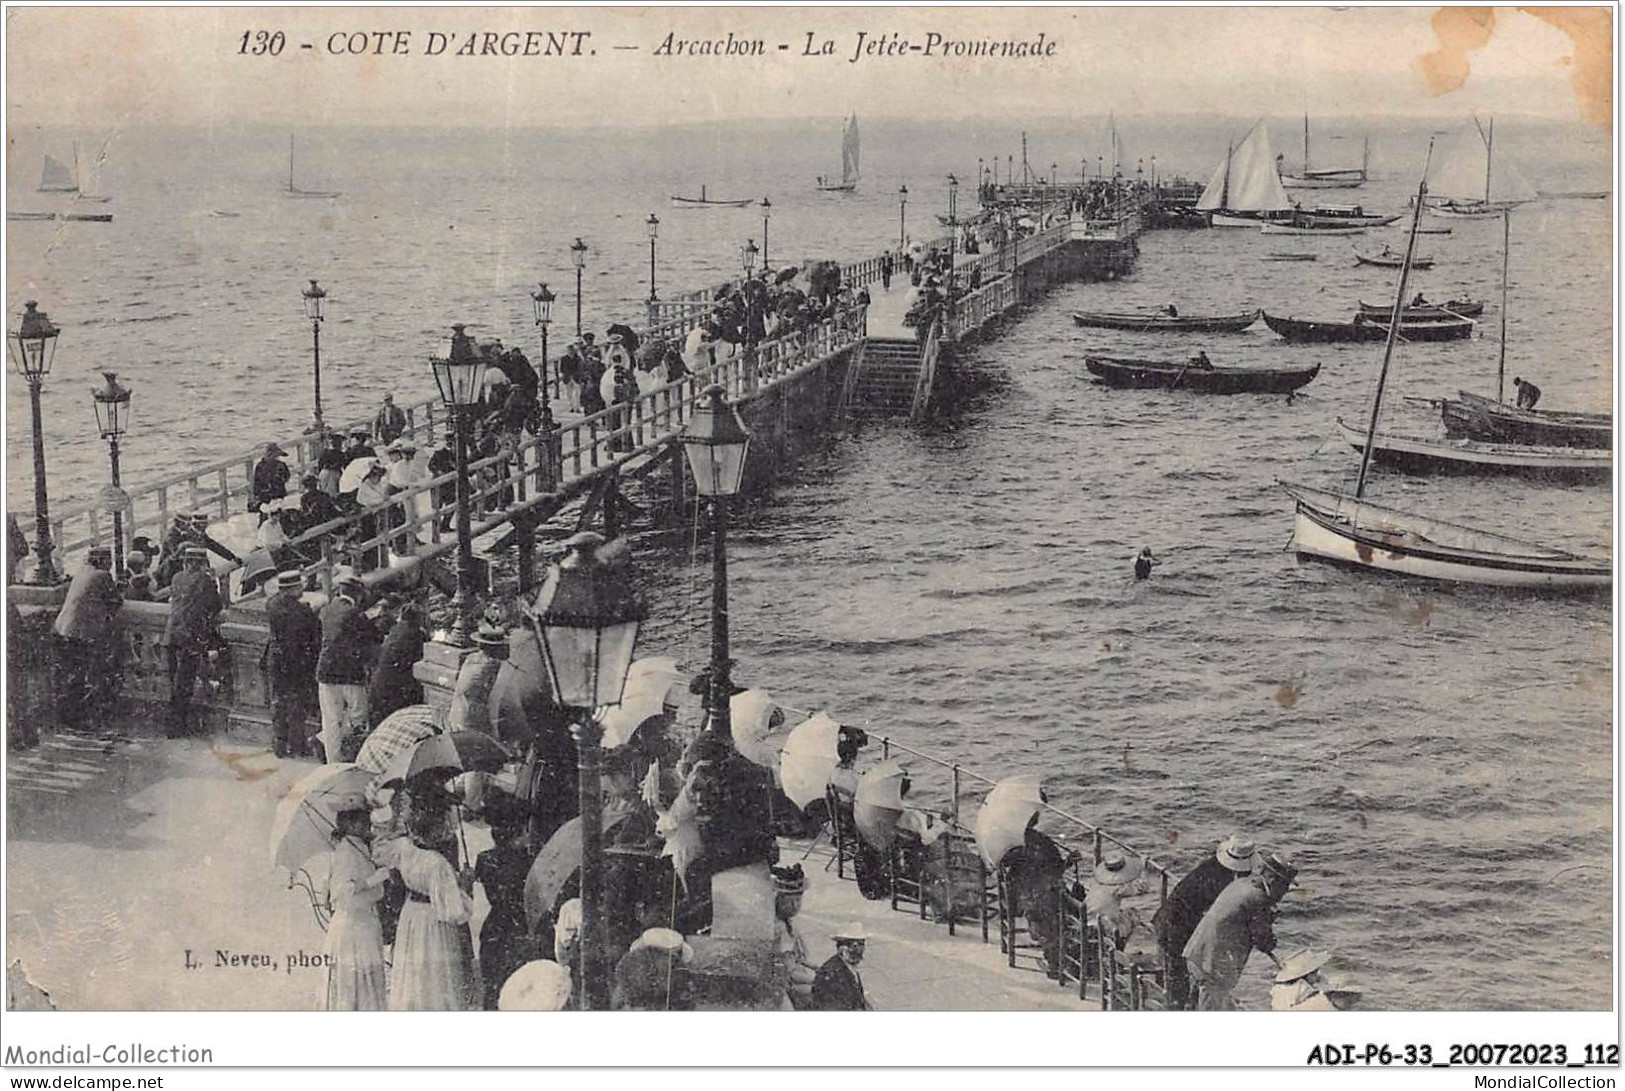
1196, 123, 1293, 211
39, 154, 77, 192
1429, 122, 1536, 204
840, 114, 860, 186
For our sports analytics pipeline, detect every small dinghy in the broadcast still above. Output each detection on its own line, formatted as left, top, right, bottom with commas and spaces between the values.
1355, 247, 1435, 269
1335, 418, 1611, 484
1084, 354, 1319, 395
1071, 309, 1259, 333
1357, 298, 1483, 320
1263, 313, 1474, 343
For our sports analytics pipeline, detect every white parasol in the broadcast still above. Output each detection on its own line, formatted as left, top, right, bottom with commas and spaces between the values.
597, 689, 666, 751
729, 688, 790, 768
853, 759, 909, 849
778, 711, 843, 809
498, 959, 573, 1011
269, 763, 373, 873
338, 456, 381, 494
974, 774, 1046, 867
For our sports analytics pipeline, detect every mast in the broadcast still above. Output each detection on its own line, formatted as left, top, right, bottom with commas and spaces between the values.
1362, 136, 1370, 180
1356, 153, 1432, 499
1498, 210, 1511, 402
1303, 112, 1311, 174
73, 142, 80, 189
1484, 118, 1494, 203
288, 134, 295, 192
1220, 141, 1233, 211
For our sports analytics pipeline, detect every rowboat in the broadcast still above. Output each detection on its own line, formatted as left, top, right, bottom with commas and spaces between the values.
1282, 482, 1611, 589
1334, 419, 1611, 484
1263, 253, 1317, 262
1354, 249, 1435, 269
7, 211, 57, 221
1085, 355, 1319, 395
670, 185, 754, 208
1262, 313, 1473, 343
1439, 391, 1612, 450
1282, 169, 1610, 590
1356, 298, 1483, 320
1071, 309, 1259, 333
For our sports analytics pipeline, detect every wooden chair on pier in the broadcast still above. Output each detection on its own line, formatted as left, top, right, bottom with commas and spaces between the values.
824, 785, 862, 882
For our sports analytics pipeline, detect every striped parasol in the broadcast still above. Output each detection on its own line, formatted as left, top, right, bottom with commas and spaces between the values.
355, 704, 445, 776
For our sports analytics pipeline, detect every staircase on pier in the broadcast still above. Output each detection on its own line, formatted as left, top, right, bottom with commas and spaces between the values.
846, 336, 926, 417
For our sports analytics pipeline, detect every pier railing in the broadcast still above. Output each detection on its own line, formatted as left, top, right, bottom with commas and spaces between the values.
229, 305, 868, 598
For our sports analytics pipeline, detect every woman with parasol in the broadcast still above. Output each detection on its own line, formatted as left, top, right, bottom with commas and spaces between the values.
322, 808, 391, 1011
387, 796, 479, 1010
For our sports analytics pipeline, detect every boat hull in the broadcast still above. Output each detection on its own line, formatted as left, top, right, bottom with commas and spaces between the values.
1262, 313, 1473, 343
1072, 310, 1259, 333
1357, 299, 1484, 320
1259, 222, 1365, 236
1209, 210, 1293, 228
1085, 356, 1319, 394
1335, 419, 1611, 483
817, 184, 857, 193
1425, 200, 1527, 219
1279, 174, 1359, 190
670, 195, 754, 208
1439, 396, 1613, 449
1355, 253, 1435, 269
1283, 483, 1611, 589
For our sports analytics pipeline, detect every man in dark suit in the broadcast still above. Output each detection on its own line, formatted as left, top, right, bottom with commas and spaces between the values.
264, 570, 320, 757
811, 923, 871, 1010
164, 545, 221, 738
251, 442, 291, 520
315, 571, 378, 762
1153, 834, 1257, 1010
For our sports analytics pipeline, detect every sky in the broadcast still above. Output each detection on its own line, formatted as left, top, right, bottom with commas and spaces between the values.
3, 6, 1613, 130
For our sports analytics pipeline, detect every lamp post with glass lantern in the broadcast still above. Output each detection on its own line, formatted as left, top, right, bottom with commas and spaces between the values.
678, 384, 751, 743
897, 184, 908, 249
946, 174, 959, 299
530, 282, 557, 431
759, 198, 772, 271
645, 214, 660, 303
570, 237, 588, 339
92, 372, 132, 576
428, 323, 487, 647
10, 301, 61, 585
527, 531, 645, 1012
302, 279, 327, 433
741, 239, 759, 280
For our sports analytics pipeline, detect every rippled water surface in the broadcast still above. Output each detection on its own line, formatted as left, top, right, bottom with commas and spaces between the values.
7, 118, 1613, 1008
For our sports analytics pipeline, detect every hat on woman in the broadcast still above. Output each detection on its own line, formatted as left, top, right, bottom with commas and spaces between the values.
182, 543, 207, 560
771, 863, 807, 894
630, 927, 693, 964
832, 922, 868, 944
275, 569, 304, 590
1092, 851, 1145, 887
471, 626, 510, 658
1215, 835, 1257, 873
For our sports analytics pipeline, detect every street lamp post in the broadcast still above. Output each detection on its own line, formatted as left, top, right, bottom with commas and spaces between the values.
679, 384, 751, 744
302, 279, 327, 433
740, 239, 759, 280
92, 372, 133, 577
946, 174, 959, 300
527, 530, 646, 1012
1051, 162, 1058, 186
898, 184, 908, 249
1150, 156, 1158, 193
759, 198, 771, 271
10, 301, 61, 585
530, 282, 557, 433
428, 323, 488, 647
645, 214, 660, 304
570, 237, 588, 339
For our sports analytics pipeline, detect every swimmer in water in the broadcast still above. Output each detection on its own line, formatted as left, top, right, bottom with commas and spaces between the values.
1134, 547, 1159, 581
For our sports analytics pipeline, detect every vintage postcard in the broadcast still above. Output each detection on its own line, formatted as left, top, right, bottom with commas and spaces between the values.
2, 2, 1617, 1071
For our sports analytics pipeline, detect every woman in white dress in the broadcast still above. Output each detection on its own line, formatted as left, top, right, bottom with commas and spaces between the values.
387, 809, 479, 1011
322, 809, 390, 1011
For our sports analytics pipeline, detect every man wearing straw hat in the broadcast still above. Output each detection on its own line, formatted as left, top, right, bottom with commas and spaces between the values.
1183, 851, 1297, 1011
1154, 833, 1257, 1010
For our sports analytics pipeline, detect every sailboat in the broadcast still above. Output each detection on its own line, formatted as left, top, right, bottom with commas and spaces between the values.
1195, 122, 1295, 227
1278, 114, 1368, 189
816, 114, 860, 192
285, 135, 340, 199
1280, 168, 1610, 589
39, 150, 78, 193
1424, 117, 1533, 218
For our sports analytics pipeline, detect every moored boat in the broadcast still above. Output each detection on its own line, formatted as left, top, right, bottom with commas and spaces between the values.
670, 184, 754, 208
1197, 122, 1295, 226
815, 113, 861, 192
1438, 392, 1612, 449
1263, 252, 1317, 262
1334, 418, 1611, 483
1085, 354, 1319, 394
1262, 312, 1472, 343
1354, 248, 1434, 269
1259, 220, 1365, 236
1278, 117, 1369, 189
1282, 481, 1611, 589
1072, 309, 1259, 333
1356, 298, 1483, 320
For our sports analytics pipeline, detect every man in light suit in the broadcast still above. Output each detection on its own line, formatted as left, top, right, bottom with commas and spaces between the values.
53, 546, 122, 731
